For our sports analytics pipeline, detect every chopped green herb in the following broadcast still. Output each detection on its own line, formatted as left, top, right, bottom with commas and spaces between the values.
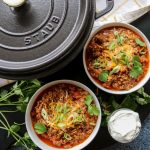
98, 72, 108, 82
85, 95, 93, 106
41, 108, 48, 120
74, 115, 85, 123
140, 49, 146, 55
130, 66, 143, 78
112, 56, 117, 64
110, 66, 121, 75
56, 104, 63, 113
90, 122, 96, 126
63, 103, 69, 114
133, 55, 140, 62
93, 59, 101, 68
34, 123, 47, 134
64, 133, 72, 141
114, 31, 124, 45
118, 36, 124, 45
88, 105, 100, 116
120, 52, 130, 67
109, 41, 116, 50
59, 114, 65, 122
130, 55, 143, 78
77, 109, 82, 114
57, 123, 66, 129
135, 38, 145, 47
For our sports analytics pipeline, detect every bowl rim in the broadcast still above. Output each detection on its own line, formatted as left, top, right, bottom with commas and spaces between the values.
83, 22, 150, 95
25, 80, 101, 150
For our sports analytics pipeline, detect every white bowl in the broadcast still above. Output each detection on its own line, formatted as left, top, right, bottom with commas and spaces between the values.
25, 80, 101, 150
83, 22, 150, 95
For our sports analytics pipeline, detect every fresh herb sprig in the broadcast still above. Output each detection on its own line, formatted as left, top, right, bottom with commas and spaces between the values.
0, 112, 36, 150
98, 87, 150, 126
0, 80, 41, 112
34, 123, 47, 134
129, 55, 143, 78
135, 38, 145, 47
85, 95, 100, 116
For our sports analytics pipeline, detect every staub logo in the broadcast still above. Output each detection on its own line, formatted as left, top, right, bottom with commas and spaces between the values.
24, 16, 60, 46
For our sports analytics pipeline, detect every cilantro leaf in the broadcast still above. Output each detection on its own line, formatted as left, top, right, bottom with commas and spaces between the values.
133, 55, 140, 62
135, 38, 145, 47
137, 87, 144, 95
31, 79, 41, 87
130, 55, 143, 78
98, 72, 108, 82
135, 97, 148, 105
10, 124, 21, 133
114, 31, 124, 45
110, 66, 120, 75
130, 66, 143, 78
16, 103, 27, 112
34, 123, 47, 134
14, 88, 23, 96
85, 95, 93, 106
88, 105, 100, 116
120, 95, 138, 111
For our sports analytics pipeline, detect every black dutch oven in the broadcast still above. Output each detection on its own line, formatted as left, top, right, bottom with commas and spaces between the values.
0, 0, 114, 79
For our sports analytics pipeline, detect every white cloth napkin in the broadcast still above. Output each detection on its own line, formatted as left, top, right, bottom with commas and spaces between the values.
94, 0, 150, 29
0, 0, 150, 88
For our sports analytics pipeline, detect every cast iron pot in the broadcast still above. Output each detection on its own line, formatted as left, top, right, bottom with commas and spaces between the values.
0, 0, 114, 79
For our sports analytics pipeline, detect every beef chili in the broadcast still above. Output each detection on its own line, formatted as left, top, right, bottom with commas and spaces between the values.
31, 83, 100, 149
86, 27, 149, 90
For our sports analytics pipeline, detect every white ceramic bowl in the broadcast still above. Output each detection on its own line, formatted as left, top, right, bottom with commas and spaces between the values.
25, 80, 101, 150
83, 22, 150, 95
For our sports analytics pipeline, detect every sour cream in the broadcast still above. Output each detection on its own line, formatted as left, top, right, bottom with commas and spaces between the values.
108, 109, 141, 143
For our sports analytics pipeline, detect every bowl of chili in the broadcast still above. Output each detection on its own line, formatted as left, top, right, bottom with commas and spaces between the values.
83, 22, 150, 94
25, 80, 101, 150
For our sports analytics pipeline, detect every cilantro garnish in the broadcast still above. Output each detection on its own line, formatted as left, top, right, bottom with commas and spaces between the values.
110, 66, 121, 75
114, 31, 124, 45
129, 55, 143, 78
98, 72, 109, 82
109, 41, 116, 50
85, 95, 100, 116
34, 123, 47, 134
135, 38, 145, 47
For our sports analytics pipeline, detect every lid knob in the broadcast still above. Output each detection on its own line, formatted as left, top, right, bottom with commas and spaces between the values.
3, 0, 27, 8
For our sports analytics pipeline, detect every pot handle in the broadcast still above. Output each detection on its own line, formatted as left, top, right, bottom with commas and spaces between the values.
95, 0, 114, 19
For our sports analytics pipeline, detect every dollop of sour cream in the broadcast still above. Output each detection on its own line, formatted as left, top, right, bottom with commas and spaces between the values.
3, 0, 26, 7
108, 109, 141, 143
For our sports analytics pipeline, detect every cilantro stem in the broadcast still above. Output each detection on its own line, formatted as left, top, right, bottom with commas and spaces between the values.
0, 103, 22, 106
0, 110, 18, 113
0, 112, 11, 128
0, 92, 15, 101
12, 131, 29, 149
0, 126, 8, 130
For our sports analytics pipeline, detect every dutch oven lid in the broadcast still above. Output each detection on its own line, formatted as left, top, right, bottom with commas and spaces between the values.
0, 0, 92, 77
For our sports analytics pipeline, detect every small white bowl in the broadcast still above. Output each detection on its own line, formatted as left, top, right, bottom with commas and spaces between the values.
83, 22, 150, 95
25, 80, 101, 150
